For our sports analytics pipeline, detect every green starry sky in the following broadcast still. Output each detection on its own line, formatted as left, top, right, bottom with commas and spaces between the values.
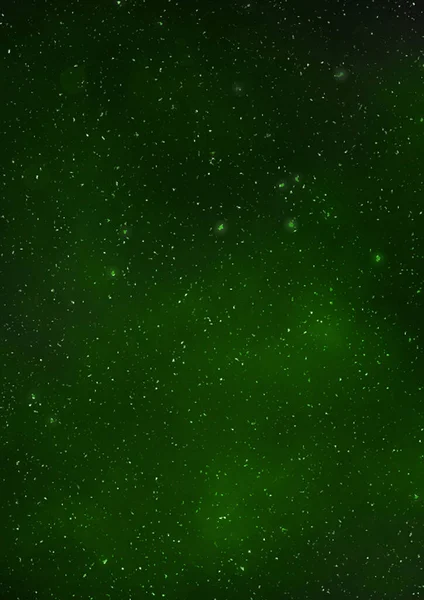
2, 0, 424, 598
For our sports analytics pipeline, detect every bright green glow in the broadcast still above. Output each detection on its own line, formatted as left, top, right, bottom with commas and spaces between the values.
283, 217, 298, 233
371, 251, 385, 266
294, 175, 300, 183
107, 266, 120, 281
214, 221, 228, 236
277, 178, 290, 193
120, 225, 131, 239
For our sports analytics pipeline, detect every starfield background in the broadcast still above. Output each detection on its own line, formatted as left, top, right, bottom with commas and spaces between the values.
1, 0, 424, 598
